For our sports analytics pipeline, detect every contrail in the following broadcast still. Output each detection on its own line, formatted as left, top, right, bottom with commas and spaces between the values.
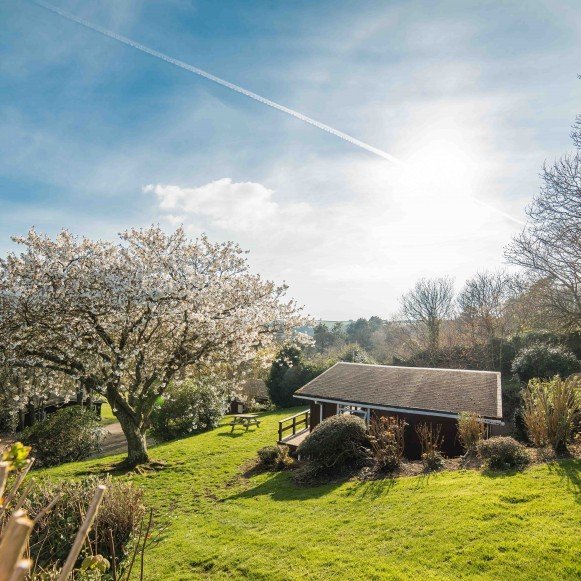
27, 0, 526, 226
28, 0, 403, 166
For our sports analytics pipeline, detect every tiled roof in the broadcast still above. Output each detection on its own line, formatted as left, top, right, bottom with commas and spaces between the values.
294, 362, 502, 419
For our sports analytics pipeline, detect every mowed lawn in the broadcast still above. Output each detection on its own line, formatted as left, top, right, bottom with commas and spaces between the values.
43, 408, 580, 580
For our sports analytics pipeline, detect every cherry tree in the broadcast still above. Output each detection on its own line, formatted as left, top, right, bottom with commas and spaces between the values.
0, 227, 304, 465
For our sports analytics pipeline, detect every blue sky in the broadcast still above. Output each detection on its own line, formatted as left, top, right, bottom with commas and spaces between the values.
1, 0, 579, 319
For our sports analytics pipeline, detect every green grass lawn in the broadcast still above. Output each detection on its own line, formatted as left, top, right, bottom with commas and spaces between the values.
99, 402, 118, 426
43, 408, 581, 580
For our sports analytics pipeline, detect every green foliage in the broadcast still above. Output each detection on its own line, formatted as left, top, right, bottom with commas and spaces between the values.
502, 378, 523, 423
345, 317, 384, 351
457, 412, 485, 453
39, 408, 581, 580
512, 344, 579, 383
257, 445, 293, 470
313, 323, 336, 352
24, 476, 145, 570
510, 330, 581, 359
339, 344, 376, 364
150, 378, 227, 442
267, 344, 325, 407
477, 436, 530, 470
20, 406, 103, 467
2, 441, 31, 470
297, 414, 368, 478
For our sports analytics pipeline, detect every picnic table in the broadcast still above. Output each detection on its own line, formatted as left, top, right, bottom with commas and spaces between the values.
228, 413, 261, 432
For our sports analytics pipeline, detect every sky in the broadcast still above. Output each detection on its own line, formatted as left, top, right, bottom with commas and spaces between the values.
1, 0, 579, 320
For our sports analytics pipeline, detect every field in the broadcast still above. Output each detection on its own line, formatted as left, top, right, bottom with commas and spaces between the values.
43, 408, 581, 580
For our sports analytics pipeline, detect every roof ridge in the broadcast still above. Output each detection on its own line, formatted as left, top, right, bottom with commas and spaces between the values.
335, 361, 499, 375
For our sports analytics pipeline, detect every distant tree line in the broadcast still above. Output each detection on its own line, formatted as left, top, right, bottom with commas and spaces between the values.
269, 109, 581, 418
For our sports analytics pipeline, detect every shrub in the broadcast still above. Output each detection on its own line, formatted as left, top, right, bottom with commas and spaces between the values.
512, 344, 579, 383
23, 476, 145, 571
477, 436, 529, 470
523, 376, 580, 453
267, 344, 326, 407
416, 422, 445, 471
257, 445, 292, 470
20, 406, 103, 467
457, 411, 486, 453
367, 416, 407, 472
297, 414, 368, 476
339, 344, 376, 364
150, 377, 227, 441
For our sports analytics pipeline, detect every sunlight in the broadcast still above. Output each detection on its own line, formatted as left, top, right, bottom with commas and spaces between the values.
403, 134, 482, 203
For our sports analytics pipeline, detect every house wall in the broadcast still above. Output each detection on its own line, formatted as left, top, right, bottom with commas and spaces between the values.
372, 409, 462, 459
317, 403, 465, 459
309, 402, 337, 431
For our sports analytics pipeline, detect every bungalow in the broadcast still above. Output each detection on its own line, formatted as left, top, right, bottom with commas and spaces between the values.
277, 362, 503, 458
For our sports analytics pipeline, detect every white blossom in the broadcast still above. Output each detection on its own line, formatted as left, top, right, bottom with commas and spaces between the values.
0, 226, 306, 463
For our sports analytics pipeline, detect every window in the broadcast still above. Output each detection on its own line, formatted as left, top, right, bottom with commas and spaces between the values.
337, 403, 370, 424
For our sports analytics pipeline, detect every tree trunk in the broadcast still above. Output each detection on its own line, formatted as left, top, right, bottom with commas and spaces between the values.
114, 406, 149, 465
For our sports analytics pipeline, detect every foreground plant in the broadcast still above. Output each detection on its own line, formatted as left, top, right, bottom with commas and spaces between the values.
416, 422, 445, 471
367, 416, 407, 472
0, 227, 305, 465
0, 442, 157, 580
0, 442, 105, 580
477, 436, 529, 471
296, 415, 368, 482
523, 376, 579, 454
457, 412, 486, 455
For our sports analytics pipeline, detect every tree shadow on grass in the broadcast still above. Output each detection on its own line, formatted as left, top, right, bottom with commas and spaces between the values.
217, 431, 247, 439
546, 459, 581, 501
224, 470, 346, 502
343, 476, 397, 499
480, 467, 522, 479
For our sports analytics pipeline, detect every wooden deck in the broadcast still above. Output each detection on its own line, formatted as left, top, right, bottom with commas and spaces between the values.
277, 409, 310, 451
278, 428, 309, 450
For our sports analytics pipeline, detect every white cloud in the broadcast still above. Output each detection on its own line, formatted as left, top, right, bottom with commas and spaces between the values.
144, 179, 312, 232
146, 169, 523, 319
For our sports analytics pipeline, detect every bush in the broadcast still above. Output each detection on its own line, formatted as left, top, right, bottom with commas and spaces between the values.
267, 344, 326, 407
367, 416, 406, 472
523, 376, 580, 453
512, 344, 579, 383
416, 422, 445, 471
257, 445, 292, 470
477, 436, 529, 470
150, 377, 227, 441
20, 406, 103, 467
457, 412, 486, 453
297, 414, 368, 476
24, 476, 145, 570
339, 344, 376, 364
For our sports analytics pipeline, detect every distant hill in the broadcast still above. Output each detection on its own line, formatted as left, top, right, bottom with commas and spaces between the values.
296, 321, 351, 336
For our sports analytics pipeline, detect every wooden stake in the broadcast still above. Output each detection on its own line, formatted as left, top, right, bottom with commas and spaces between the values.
33, 492, 63, 525
0, 459, 35, 516
0, 510, 34, 581
57, 485, 106, 581
0, 463, 9, 506
7, 559, 32, 581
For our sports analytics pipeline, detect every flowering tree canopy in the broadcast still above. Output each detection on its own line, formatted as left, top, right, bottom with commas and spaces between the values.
0, 226, 305, 464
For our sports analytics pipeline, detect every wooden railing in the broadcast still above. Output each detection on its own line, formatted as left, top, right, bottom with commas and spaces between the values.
278, 409, 310, 442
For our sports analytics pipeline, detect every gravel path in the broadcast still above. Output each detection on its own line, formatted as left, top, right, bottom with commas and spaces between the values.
95, 422, 155, 458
